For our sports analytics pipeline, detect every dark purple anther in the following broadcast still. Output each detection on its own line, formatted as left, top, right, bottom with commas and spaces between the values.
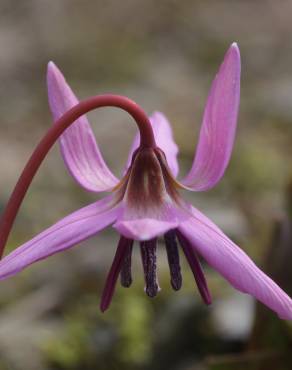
140, 238, 159, 298
164, 230, 182, 290
176, 230, 212, 305
120, 239, 134, 287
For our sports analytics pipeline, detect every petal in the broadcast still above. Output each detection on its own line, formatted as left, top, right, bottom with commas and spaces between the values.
125, 112, 179, 177
114, 197, 190, 240
178, 207, 292, 320
182, 43, 241, 191
47, 62, 119, 192
114, 216, 181, 241
0, 196, 118, 280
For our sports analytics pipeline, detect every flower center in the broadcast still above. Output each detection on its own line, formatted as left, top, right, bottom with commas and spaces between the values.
114, 147, 183, 216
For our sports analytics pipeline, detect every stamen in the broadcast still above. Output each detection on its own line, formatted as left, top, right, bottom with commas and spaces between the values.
140, 238, 159, 297
176, 230, 212, 305
100, 236, 129, 312
164, 230, 182, 290
120, 239, 134, 287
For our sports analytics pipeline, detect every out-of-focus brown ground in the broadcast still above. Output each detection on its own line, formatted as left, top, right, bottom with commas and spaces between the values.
0, 1, 292, 369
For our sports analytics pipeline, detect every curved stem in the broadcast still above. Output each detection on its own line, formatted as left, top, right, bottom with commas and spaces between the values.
0, 94, 155, 258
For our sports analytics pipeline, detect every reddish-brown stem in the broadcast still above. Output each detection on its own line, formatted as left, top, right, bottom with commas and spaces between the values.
0, 94, 156, 258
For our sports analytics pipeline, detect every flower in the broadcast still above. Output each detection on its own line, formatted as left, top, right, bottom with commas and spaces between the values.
0, 43, 292, 318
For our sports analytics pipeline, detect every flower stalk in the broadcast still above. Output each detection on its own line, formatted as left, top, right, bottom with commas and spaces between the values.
0, 95, 155, 258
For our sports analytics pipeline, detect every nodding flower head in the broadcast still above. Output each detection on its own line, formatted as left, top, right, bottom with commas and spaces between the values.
1, 43, 292, 318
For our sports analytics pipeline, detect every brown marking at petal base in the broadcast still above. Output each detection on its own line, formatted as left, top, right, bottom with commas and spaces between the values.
126, 148, 166, 209
154, 148, 184, 205
114, 147, 189, 217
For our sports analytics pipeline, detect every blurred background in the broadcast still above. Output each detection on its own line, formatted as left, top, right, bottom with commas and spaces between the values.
0, 1, 292, 369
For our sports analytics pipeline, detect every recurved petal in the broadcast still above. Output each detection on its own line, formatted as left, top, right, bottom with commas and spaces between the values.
0, 196, 118, 280
178, 207, 292, 320
47, 62, 119, 192
125, 112, 179, 177
182, 43, 241, 191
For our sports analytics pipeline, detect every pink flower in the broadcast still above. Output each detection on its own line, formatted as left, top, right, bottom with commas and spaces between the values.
0, 43, 292, 318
